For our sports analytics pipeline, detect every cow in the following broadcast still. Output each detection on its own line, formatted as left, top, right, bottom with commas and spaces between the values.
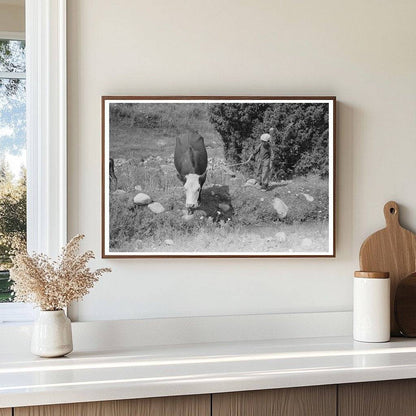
109, 157, 118, 191
174, 131, 208, 212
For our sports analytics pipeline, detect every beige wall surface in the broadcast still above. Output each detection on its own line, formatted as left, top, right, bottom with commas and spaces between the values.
67, 0, 416, 321
0, 4, 24, 33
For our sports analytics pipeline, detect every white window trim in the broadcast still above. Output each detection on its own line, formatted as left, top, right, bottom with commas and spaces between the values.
26, 0, 67, 257
0, 0, 67, 324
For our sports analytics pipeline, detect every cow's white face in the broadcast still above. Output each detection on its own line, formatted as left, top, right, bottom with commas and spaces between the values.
184, 174, 201, 209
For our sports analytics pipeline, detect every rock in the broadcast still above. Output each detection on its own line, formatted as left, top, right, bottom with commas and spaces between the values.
194, 209, 207, 217
182, 213, 194, 221
302, 193, 314, 202
260, 198, 264, 202
275, 232, 287, 243
134, 193, 152, 205
113, 189, 126, 195
273, 198, 289, 219
164, 239, 174, 246
218, 203, 231, 212
148, 202, 165, 214
245, 178, 257, 186
301, 238, 313, 249
134, 185, 142, 192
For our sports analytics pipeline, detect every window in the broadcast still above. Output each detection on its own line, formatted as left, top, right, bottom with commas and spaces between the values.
0, 34, 26, 307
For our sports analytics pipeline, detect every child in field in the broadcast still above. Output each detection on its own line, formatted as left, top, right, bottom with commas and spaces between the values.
250, 128, 274, 190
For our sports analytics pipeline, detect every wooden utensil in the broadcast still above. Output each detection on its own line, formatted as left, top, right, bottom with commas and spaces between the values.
359, 201, 416, 335
395, 273, 416, 337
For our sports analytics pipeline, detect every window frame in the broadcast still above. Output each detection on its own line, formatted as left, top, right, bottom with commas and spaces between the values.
0, 0, 67, 323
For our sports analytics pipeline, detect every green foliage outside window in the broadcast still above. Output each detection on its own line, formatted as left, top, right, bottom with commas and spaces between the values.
0, 161, 26, 302
0, 38, 26, 302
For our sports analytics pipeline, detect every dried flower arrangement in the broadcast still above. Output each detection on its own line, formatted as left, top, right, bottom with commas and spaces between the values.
10, 234, 111, 311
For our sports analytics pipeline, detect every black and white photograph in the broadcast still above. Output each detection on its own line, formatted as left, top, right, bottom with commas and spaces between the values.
102, 97, 335, 257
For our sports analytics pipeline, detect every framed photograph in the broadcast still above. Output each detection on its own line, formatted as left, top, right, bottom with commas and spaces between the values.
102, 96, 336, 258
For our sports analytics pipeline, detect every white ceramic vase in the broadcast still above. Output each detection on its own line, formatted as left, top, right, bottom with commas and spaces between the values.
31, 310, 73, 358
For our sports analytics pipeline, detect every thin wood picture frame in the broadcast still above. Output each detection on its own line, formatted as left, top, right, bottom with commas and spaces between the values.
102, 96, 336, 258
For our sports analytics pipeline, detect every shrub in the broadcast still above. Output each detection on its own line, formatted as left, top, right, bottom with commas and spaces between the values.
209, 103, 329, 179
208, 103, 270, 163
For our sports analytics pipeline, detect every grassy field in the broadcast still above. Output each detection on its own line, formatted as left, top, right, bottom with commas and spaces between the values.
109, 104, 329, 253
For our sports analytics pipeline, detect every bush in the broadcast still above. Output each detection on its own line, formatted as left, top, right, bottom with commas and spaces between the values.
209, 103, 329, 180
208, 103, 270, 163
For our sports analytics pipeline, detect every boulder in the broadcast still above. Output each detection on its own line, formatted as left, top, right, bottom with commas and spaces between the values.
148, 202, 165, 214
134, 185, 142, 192
273, 198, 289, 219
113, 189, 126, 195
182, 213, 195, 221
302, 193, 314, 202
301, 238, 313, 249
164, 239, 174, 246
218, 203, 231, 212
245, 178, 257, 186
134, 193, 152, 205
275, 232, 287, 243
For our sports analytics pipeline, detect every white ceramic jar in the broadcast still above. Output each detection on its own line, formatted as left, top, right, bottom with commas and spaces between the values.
31, 310, 73, 357
353, 271, 390, 343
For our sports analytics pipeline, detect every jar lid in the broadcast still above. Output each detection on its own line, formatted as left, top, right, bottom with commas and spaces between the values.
354, 271, 390, 279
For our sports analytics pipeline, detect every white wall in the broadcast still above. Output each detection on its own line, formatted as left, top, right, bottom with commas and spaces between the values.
67, 0, 416, 321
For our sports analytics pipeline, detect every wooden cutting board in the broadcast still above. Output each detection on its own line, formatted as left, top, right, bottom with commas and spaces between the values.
359, 201, 416, 335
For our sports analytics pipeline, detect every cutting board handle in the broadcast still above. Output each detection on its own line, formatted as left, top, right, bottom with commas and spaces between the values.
384, 201, 400, 228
